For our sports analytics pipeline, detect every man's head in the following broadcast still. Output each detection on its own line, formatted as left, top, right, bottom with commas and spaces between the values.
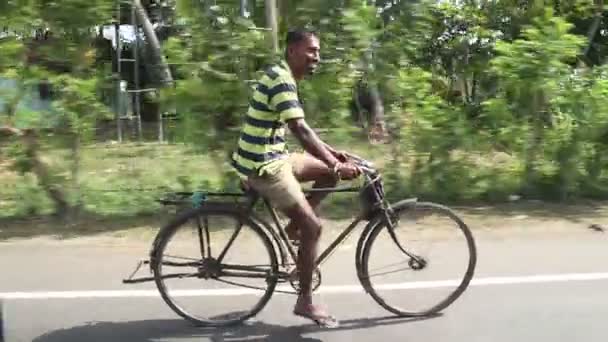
285, 29, 320, 80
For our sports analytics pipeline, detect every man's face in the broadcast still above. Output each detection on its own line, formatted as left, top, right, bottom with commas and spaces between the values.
288, 35, 320, 78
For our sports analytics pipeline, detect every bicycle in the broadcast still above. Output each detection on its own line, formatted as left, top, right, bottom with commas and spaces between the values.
123, 153, 477, 327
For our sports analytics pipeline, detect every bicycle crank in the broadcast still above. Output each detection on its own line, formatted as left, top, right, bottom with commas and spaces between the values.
288, 267, 322, 293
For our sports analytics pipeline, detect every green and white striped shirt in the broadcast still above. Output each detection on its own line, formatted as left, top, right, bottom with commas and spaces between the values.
231, 60, 305, 178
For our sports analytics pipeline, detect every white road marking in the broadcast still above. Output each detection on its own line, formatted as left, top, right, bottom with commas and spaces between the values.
1, 272, 608, 300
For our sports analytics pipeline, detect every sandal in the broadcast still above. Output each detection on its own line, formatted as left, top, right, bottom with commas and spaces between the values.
293, 304, 339, 328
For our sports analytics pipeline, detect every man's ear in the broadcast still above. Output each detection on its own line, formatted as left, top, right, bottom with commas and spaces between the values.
286, 45, 293, 58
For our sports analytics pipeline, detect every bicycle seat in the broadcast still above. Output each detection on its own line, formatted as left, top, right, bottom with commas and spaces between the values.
240, 179, 259, 197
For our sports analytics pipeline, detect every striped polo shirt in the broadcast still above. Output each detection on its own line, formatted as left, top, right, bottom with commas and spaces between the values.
231, 60, 305, 178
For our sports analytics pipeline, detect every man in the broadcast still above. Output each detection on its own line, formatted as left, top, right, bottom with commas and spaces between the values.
231, 28, 361, 326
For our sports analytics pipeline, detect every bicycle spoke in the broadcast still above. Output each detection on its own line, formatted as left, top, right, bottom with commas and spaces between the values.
163, 254, 202, 261
153, 208, 279, 326
158, 272, 201, 280
196, 215, 207, 258
216, 220, 244, 263
367, 260, 409, 272
213, 278, 270, 292
367, 265, 412, 278
361, 202, 477, 317
204, 215, 211, 258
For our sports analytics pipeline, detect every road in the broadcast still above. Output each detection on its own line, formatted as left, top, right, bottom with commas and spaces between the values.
1, 227, 607, 342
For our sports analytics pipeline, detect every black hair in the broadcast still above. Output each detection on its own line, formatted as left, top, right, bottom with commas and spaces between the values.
284, 28, 318, 60
285, 28, 318, 47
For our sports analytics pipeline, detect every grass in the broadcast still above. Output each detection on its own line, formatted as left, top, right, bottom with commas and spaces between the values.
0, 141, 229, 216
2, 130, 608, 242
0, 127, 393, 214
0, 130, 390, 240
0, 128, 570, 218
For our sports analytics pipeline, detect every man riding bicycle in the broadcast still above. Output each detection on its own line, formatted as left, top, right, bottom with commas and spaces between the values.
231, 28, 361, 326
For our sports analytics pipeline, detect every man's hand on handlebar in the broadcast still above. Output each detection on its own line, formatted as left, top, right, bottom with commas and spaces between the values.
334, 162, 361, 180
329, 150, 361, 180
333, 150, 349, 163
330, 150, 376, 179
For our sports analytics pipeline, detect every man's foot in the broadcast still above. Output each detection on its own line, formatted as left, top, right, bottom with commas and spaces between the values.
293, 299, 339, 328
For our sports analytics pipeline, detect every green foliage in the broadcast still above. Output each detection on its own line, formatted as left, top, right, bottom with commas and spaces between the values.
4, 0, 608, 221
0, 0, 116, 216
481, 9, 589, 199
160, 3, 273, 147
73, 1, 608, 204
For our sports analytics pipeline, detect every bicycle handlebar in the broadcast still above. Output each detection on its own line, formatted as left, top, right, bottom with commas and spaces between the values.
342, 152, 377, 176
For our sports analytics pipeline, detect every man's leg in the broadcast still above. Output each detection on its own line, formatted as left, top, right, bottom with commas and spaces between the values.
283, 201, 334, 322
247, 160, 336, 324
284, 153, 338, 241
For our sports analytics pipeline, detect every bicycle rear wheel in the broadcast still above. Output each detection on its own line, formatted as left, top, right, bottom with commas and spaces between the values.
152, 206, 278, 326
360, 201, 476, 317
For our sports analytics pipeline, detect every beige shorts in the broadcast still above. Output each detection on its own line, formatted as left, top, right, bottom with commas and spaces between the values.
247, 153, 308, 210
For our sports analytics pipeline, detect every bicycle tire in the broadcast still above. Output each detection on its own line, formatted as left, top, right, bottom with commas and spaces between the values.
151, 206, 279, 327
359, 200, 477, 317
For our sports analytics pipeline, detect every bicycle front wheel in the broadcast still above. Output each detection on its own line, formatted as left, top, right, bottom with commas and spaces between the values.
360, 201, 476, 317
152, 206, 279, 326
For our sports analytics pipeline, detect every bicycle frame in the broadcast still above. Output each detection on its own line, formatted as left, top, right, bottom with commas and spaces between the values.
253, 186, 367, 270
120, 154, 476, 322
123, 157, 398, 285
122, 183, 370, 285
236, 161, 400, 274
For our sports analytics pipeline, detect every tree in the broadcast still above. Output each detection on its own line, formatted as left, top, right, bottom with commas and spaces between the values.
0, 0, 114, 218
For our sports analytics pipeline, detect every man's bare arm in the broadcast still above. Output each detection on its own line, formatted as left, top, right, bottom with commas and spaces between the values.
322, 141, 348, 162
323, 141, 336, 155
287, 118, 340, 168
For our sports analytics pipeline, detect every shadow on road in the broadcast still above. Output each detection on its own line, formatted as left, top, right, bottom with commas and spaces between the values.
32, 314, 440, 342
0, 211, 169, 241
2, 198, 606, 242
454, 200, 607, 223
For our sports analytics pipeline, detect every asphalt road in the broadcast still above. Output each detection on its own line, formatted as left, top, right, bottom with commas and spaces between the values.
1, 229, 607, 342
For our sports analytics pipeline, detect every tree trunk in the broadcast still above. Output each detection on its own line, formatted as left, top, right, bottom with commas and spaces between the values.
366, 83, 387, 143
351, 80, 387, 143
70, 132, 83, 215
265, 0, 279, 54
584, 10, 602, 57
240, 0, 249, 17
523, 90, 545, 197
0, 126, 70, 217
471, 71, 477, 103
577, 0, 603, 67
360, 49, 388, 143
133, 0, 174, 85
557, 135, 580, 201
23, 130, 70, 216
